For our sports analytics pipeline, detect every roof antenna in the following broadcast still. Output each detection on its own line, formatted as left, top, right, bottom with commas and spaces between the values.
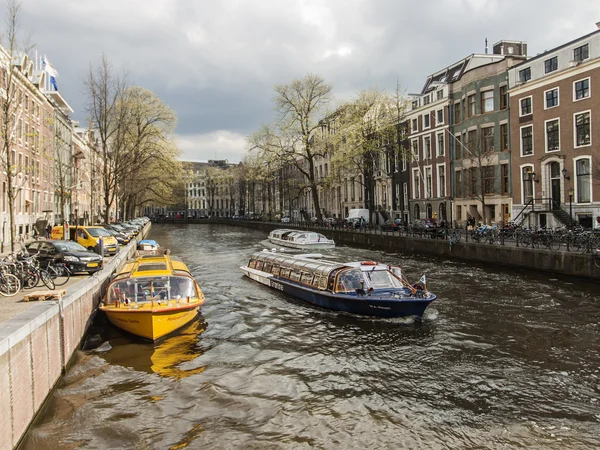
485, 38, 488, 54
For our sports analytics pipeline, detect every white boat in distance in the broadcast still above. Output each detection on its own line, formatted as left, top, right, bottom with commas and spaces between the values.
268, 229, 335, 250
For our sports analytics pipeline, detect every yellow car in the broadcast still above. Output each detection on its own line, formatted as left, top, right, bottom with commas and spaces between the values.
51, 225, 120, 256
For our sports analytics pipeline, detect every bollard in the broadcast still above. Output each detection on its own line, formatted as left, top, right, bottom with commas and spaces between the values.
98, 236, 104, 257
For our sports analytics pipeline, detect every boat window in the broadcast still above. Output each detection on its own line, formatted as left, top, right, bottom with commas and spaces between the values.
105, 276, 199, 304
248, 258, 256, 269
271, 266, 281, 276
335, 269, 363, 293
319, 275, 329, 290
256, 261, 264, 270
264, 262, 272, 273
364, 269, 404, 289
137, 263, 168, 272
290, 271, 301, 282
311, 275, 321, 289
300, 272, 314, 285
280, 268, 291, 278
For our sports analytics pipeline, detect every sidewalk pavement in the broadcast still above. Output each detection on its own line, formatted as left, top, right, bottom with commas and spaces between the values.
0, 249, 114, 326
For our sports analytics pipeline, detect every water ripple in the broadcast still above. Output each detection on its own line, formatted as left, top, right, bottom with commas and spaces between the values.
23, 224, 600, 449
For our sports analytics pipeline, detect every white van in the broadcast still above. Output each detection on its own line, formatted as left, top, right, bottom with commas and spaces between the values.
346, 209, 370, 227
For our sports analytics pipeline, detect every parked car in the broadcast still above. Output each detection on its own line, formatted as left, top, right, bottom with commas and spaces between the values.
381, 219, 404, 232
25, 240, 103, 275
105, 223, 135, 240
281, 216, 291, 223
103, 227, 130, 245
50, 225, 120, 256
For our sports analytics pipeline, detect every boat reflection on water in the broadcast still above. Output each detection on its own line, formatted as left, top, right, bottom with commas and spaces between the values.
96, 317, 208, 380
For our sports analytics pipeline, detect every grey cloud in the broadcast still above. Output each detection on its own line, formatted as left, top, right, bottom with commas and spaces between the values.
14, 0, 599, 162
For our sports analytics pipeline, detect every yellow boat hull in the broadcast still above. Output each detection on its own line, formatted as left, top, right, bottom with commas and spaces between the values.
101, 301, 202, 340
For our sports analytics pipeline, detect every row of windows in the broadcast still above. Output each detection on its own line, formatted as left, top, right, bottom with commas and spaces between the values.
521, 158, 591, 204
452, 86, 509, 124
411, 133, 445, 160
1, 183, 53, 215
520, 110, 591, 156
248, 258, 330, 291
411, 89, 445, 110
412, 109, 444, 132
519, 77, 590, 116
519, 43, 589, 82
453, 165, 510, 198
411, 164, 447, 199
451, 124, 510, 159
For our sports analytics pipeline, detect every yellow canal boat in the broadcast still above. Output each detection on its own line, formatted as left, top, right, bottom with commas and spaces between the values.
99, 253, 205, 340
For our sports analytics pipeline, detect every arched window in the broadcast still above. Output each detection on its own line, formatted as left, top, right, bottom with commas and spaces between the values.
426, 203, 433, 218
414, 204, 420, 220
439, 202, 447, 220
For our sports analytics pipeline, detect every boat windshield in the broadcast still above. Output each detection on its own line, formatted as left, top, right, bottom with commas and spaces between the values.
335, 269, 364, 292
106, 276, 198, 304
363, 269, 404, 289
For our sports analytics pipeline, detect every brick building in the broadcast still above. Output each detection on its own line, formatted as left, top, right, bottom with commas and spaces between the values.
508, 25, 600, 229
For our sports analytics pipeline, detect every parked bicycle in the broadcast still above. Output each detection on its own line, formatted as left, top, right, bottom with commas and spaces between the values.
10, 251, 56, 290
45, 260, 71, 287
0, 265, 21, 297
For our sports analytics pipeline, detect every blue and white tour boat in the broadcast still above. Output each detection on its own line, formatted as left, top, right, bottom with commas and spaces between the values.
240, 251, 436, 318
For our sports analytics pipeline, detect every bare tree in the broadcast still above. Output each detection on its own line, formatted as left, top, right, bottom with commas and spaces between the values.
451, 128, 501, 224
115, 87, 182, 219
0, 0, 37, 250
328, 88, 408, 221
248, 74, 333, 221
85, 54, 128, 223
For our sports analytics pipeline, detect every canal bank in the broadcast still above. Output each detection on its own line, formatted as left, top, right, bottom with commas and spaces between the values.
200, 219, 599, 280
0, 223, 150, 450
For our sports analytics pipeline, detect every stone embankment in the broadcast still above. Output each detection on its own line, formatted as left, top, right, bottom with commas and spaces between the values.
0, 224, 150, 450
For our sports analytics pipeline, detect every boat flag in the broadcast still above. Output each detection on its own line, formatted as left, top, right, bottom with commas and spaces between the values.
419, 274, 426, 286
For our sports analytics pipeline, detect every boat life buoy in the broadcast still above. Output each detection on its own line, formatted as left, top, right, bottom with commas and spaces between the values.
360, 261, 378, 266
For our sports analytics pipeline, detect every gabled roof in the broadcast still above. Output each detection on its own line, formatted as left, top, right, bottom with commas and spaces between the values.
420, 54, 506, 94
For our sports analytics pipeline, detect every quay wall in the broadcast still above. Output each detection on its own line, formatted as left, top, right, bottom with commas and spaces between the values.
193, 219, 599, 279
0, 224, 150, 450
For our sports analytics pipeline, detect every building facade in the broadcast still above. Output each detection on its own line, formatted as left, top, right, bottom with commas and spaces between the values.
508, 26, 600, 229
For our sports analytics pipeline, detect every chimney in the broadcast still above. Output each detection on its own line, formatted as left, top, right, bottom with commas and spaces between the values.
596, 21, 600, 29
485, 38, 488, 54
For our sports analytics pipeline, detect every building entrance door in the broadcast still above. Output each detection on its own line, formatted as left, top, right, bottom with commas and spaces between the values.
550, 162, 561, 209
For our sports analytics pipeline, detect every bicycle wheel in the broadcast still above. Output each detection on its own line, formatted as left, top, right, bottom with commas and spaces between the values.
0, 273, 21, 297
547, 237, 561, 251
49, 264, 70, 287
24, 271, 40, 289
40, 270, 56, 290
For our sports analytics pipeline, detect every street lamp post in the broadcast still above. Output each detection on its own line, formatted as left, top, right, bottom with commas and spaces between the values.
568, 187, 574, 231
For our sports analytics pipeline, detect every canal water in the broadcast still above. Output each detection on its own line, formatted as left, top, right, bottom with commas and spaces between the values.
23, 224, 600, 449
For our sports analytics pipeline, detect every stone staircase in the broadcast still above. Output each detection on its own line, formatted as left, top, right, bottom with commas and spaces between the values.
552, 208, 572, 228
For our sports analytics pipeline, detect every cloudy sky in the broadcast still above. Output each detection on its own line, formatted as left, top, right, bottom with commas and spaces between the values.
14, 0, 599, 163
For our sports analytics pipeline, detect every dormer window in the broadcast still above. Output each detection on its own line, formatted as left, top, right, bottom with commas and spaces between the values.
573, 44, 589, 62
544, 56, 558, 74
519, 67, 531, 83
